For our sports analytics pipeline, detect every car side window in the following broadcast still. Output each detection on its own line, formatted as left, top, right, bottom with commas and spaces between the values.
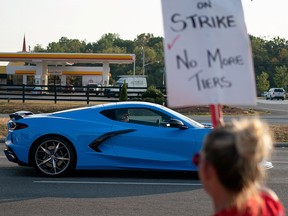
100, 109, 116, 120
101, 108, 172, 127
101, 109, 133, 122
126, 108, 171, 127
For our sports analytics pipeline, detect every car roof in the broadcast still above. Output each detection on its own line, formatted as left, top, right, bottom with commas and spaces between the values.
101, 101, 163, 109
51, 102, 163, 116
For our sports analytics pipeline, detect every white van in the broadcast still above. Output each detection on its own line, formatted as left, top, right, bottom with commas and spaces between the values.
104, 76, 147, 97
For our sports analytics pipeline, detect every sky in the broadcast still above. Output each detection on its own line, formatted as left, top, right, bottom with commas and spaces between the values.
0, 0, 288, 53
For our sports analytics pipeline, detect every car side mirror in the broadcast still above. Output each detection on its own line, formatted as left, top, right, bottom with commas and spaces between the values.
169, 119, 188, 129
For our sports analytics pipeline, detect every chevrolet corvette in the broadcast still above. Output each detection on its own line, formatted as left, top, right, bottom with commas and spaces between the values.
4, 101, 212, 177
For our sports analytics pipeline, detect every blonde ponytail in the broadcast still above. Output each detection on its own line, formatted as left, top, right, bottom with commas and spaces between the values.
233, 118, 273, 163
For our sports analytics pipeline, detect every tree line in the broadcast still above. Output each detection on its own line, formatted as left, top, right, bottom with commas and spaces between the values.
33, 33, 288, 95
251, 36, 288, 94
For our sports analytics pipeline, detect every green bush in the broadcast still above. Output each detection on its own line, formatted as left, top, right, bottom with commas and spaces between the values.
142, 86, 165, 105
119, 81, 128, 101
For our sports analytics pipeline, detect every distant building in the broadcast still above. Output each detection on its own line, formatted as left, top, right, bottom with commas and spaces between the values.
0, 36, 135, 87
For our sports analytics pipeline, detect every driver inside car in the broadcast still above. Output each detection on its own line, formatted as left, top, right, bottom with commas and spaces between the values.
117, 109, 129, 122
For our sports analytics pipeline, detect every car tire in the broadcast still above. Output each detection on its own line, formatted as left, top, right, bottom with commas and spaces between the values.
32, 136, 76, 177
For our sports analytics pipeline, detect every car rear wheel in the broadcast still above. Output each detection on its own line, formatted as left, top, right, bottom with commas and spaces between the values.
32, 137, 75, 177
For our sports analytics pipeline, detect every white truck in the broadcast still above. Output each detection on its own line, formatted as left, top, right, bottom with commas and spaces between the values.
104, 76, 147, 97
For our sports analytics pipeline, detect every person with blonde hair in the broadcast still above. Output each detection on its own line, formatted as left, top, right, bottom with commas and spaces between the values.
193, 118, 285, 216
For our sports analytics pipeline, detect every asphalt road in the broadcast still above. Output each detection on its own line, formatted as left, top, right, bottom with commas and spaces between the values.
253, 98, 288, 115
0, 98, 287, 215
191, 98, 288, 125
192, 115, 288, 125
0, 142, 287, 216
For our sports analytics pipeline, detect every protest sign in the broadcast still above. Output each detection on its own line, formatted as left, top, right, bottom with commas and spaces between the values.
161, 0, 257, 108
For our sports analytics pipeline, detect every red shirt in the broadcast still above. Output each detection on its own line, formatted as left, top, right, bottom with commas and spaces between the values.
214, 192, 285, 216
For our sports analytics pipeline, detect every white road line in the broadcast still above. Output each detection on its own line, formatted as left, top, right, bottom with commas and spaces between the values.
34, 180, 202, 186
272, 161, 288, 164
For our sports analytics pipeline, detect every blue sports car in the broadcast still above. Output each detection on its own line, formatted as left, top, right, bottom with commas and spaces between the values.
4, 101, 212, 177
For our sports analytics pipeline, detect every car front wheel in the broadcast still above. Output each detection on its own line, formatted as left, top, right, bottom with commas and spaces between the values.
32, 137, 75, 177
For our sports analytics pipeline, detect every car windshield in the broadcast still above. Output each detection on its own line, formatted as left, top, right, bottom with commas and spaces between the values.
275, 89, 284, 92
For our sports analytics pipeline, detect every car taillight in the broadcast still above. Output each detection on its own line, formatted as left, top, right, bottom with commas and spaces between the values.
9, 122, 28, 130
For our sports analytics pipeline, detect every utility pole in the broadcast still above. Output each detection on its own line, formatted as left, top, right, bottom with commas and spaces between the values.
142, 46, 145, 75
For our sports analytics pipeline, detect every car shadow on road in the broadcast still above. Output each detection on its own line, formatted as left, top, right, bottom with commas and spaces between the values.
72, 169, 200, 180
1, 163, 200, 180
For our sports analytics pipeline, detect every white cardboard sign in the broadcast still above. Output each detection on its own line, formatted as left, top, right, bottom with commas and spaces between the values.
161, 0, 257, 107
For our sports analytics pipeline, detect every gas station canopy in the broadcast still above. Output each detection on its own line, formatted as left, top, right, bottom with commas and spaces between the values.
0, 52, 136, 86
0, 52, 135, 65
